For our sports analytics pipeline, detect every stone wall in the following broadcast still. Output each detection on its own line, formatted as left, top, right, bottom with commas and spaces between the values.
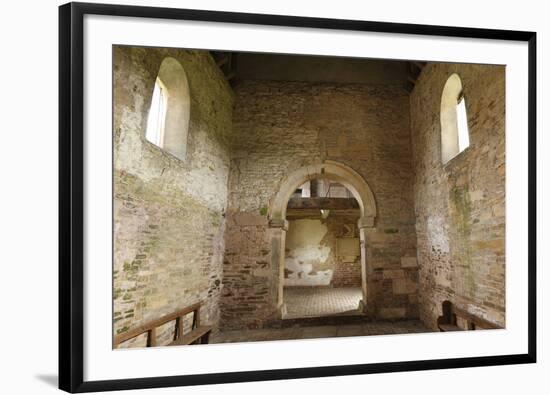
410, 63, 505, 329
284, 217, 361, 288
328, 217, 363, 288
113, 46, 233, 347
221, 81, 419, 329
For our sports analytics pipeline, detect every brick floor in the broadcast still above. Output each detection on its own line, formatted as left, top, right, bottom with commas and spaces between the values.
283, 286, 362, 319
211, 320, 432, 343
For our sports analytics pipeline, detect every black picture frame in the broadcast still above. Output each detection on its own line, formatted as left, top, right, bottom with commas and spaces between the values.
59, 2, 537, 393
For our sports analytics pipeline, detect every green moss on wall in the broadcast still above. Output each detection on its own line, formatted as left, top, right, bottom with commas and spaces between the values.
449, 184, 476, 296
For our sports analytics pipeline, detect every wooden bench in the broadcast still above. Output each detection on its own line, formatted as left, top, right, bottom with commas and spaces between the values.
113, 302, 212, 348
437, 300, 502, 332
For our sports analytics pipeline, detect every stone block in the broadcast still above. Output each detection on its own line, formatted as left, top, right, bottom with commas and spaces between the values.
369, 231, 390, 243
401, 256, 418, 268
469, 190, 484, 202
369, 259, 385, 270
383, 269, 405, 279
252, 268, 271, 277
492, 204, 505, 218
337, 238, 360, 256
392, 278, 418, 294
234, 212, 268, 227
379, 307, 407, 319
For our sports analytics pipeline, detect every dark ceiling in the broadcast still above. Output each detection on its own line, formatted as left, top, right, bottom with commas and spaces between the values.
210, 51, 427, 92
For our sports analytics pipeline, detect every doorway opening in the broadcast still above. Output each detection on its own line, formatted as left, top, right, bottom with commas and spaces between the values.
268, 161, 377, 320
283, 180, 363, 318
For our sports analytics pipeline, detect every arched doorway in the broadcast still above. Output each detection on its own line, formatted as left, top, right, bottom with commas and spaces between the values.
269, 161, 377, 318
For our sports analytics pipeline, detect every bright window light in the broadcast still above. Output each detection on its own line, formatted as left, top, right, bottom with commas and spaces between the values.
145, 78, 167, 147
441, 74, 470, 164
457, 97, 470, 152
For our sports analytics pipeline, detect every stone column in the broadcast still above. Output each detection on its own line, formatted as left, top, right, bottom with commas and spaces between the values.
357, 216, 375, 314
268, 218, 289, 318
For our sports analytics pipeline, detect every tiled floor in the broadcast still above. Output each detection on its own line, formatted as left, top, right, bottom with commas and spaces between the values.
211, 320, 432, 344
283, 287, 362, 318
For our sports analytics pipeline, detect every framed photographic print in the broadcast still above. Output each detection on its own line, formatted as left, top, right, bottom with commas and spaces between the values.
59, 2, 537, 393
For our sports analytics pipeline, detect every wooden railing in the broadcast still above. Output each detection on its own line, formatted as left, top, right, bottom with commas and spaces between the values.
113, 302, 212, 348
437, 300, 502, 331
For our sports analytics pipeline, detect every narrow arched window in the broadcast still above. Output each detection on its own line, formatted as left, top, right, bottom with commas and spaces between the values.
440, 73, 470, 164
145, 57, 190, 161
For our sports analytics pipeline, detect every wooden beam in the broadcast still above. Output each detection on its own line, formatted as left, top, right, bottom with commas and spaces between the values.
169, 326, 213, 346
175, 316, 183, 341
147, 327, 157, 347
287, 208, 360, 219
287, 197, 359, 210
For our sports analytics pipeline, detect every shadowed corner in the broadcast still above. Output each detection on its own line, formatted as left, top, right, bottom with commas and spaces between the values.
35, 374, 58, 388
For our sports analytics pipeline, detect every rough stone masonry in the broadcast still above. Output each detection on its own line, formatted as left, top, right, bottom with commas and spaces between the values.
221, 81, 419, 329
113, 46, 233, 346
410, 63, 505, 329
112, 46, 505, 345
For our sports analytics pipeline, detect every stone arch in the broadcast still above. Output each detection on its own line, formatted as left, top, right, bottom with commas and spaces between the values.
270, 160, 377, 222
268, 160, 377, 317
